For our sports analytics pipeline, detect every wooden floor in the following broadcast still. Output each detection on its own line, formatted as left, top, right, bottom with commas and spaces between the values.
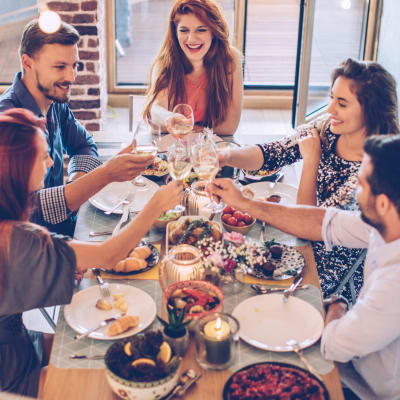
1, 0, 365, 87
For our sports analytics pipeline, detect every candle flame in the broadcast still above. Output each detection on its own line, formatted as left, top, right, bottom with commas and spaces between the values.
216, 317, 222, 330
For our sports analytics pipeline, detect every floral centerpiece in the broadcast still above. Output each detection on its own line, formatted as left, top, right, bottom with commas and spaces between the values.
196, 232, 268, 292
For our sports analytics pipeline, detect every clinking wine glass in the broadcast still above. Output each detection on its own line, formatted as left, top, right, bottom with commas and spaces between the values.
167, 104, 194, 142
131, 120, 161, 190
192, 141, 224, 213
167, 141, 192, 212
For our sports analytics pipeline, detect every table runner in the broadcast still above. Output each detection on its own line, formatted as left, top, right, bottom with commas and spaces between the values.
50, 279, 333, 375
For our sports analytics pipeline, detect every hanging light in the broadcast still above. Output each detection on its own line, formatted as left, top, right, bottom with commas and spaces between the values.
38, 10, 61, 33
341, 0, 352, 10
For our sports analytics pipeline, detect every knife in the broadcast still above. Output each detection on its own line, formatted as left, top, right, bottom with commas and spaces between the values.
283, 274, 304, 303
74, 313, 125, 340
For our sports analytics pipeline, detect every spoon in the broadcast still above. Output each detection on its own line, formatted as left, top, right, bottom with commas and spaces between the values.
104, 199, 129, 215
286, 339, 323, 381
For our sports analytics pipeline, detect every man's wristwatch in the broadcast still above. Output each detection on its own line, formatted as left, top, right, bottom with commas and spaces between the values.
323, 294, 349, 311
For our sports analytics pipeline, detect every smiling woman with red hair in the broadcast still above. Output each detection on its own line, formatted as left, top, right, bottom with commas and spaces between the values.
0, 108, 182, 397
143, 0, 243, 135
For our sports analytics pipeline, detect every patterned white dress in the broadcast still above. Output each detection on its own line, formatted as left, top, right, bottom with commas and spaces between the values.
257, 116, 364, 303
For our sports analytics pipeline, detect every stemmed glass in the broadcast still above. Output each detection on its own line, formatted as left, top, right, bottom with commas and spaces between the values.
167, 141, 192, 212
191, 138, 224, 213
131, 119, 161, 190
166, 104, 194, 142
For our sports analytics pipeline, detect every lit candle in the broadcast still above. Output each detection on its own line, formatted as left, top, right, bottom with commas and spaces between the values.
204, 317, 231, 364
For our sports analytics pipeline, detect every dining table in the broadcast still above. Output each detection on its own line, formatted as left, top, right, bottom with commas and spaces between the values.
43, 162, 344, 400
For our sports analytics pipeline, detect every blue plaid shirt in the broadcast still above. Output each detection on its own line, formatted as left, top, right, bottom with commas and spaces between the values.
0, 73, 102, 233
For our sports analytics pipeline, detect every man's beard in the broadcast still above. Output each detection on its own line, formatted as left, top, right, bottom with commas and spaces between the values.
360, 210, 385, 235
37, 79, 69, 103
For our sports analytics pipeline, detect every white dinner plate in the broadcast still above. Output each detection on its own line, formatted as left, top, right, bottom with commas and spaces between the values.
64, 284, 156, 340
242, 182, 297, 206
89, 178, 159, 214
232, 293, 324, 351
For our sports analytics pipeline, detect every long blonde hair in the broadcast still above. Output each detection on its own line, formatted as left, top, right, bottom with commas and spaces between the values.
144, 0, 235, 128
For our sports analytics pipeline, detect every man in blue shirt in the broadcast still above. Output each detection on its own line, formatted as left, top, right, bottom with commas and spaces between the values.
0, 20, 152, 235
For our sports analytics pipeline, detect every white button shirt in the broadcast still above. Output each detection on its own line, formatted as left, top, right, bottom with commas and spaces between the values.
320, 208, 400, 400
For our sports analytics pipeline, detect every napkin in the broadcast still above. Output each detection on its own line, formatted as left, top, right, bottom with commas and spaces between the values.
100, 244, 161, 280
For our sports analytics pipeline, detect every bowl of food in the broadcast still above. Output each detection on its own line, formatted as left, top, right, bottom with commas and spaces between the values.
154, 210, 183, 231
162, 280, 224, 330
105, 330, 180, 400
221, 206, 255, 234
166, 216, 222, 249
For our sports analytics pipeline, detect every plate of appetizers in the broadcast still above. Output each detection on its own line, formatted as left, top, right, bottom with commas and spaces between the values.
64, 283, 156, 340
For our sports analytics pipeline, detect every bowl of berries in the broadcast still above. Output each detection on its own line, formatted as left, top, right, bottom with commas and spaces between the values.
221, 206, 255, 235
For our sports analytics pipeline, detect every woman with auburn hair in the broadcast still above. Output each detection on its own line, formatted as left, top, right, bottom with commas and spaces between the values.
218, 58, 399, 304
0, 108, 182, 397
143, 0, 243, 135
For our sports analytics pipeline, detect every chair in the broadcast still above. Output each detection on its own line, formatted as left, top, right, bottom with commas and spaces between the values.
331, 249, 367, 305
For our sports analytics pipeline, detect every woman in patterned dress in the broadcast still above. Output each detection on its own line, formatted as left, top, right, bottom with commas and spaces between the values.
219, 59, 399, 302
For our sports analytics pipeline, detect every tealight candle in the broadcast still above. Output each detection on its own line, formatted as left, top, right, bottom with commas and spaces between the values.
204, 317, 231, 364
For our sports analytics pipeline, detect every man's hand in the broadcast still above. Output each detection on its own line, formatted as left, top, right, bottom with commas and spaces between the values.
209, 178, 247, 210
151, 180, 184, 213
101, 152, 154, 182
325, 301, 348, 327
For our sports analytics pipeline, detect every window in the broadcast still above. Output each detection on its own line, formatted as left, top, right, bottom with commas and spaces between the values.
0, 0, 38, 85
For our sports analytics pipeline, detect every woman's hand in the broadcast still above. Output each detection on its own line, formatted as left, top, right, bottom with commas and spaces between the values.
152, 179, 184, 213
209, 178, 247, 210
299, 129, 322, 166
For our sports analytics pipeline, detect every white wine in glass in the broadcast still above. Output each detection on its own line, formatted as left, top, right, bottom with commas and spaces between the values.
168, 104, 194, 140
168, 159, 192, 180
131, 145, 158, 156
193, 164, 219, 181
192, 141, 224, 213
167, 141, 191, 212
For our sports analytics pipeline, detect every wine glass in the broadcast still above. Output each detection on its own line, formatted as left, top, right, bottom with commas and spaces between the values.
131, 120, 160, 190
191, 140, 224, 213
166, 104, 194, 142
167, 141, 192, 212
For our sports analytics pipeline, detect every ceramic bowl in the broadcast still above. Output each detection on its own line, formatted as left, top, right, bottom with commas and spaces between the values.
162, 280, 224, 331
221, 218, 256, 235
153, 210, 183, 231
104, 339, 180, 400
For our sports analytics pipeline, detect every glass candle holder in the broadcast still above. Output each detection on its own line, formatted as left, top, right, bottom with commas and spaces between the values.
195, 312, 239, 371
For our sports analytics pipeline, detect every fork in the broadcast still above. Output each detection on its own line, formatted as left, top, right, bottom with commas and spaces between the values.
92, 268, 111, 299
286, 339, 323, 381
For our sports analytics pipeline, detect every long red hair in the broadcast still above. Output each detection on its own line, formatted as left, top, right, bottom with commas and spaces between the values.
0, 108, 46, 292
144, 0, 235, 128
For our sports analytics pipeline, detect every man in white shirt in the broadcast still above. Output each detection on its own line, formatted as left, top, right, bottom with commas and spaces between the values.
210, 135, 400, 399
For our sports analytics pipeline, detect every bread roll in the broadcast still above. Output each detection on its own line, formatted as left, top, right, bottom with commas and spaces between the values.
125, 257, 147, 272
108, 315, 139, 336
129, 246, 152, 259
112, 257, 147, 272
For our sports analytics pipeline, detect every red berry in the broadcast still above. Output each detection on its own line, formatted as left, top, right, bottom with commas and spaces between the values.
243, 214, 253, 224
227, 216, 238, 226
233, 211, 244, 221
237, 221, 246, 227
223, 206, 234, 214
221, 214, 231, 223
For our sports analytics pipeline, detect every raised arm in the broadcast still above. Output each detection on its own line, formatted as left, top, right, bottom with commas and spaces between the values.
213, 47, 243, 136
210, 178, 325, 241
69, 180, 183, 270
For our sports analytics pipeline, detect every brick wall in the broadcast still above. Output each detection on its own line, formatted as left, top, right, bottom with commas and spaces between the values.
38, 0, 107, 136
